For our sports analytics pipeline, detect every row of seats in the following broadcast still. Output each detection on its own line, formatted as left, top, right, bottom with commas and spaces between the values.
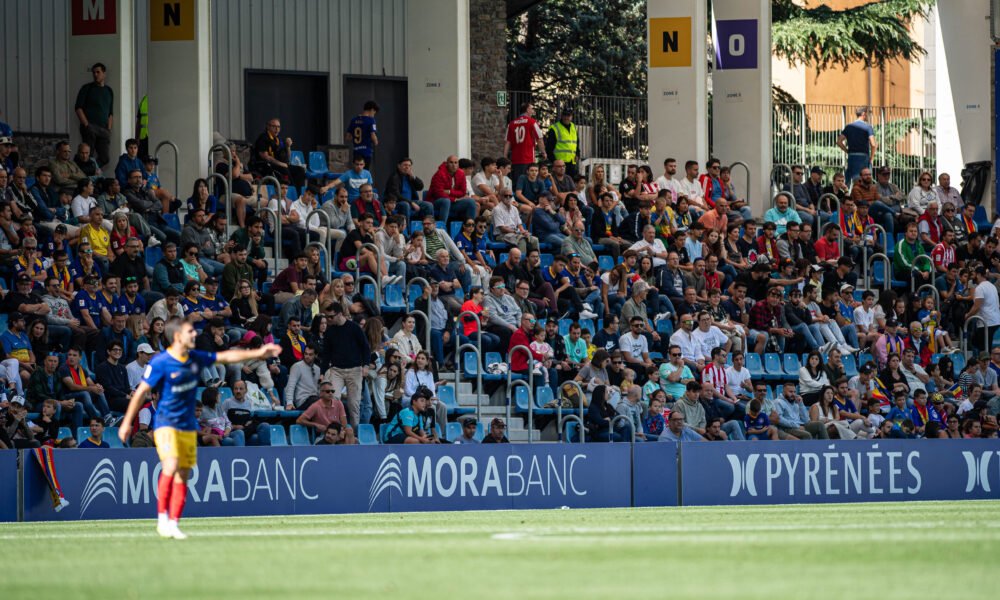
254, 421, 487, 446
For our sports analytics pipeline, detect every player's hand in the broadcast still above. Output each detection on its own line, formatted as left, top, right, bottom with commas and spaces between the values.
260, 343, 282, 358
118, 422, 132, 443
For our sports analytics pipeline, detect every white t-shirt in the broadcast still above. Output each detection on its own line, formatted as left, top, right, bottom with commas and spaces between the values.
725, 365, 752, 398
691, 326, 728, 360
492, 201, 521, 235
629, 238, 668, 267
670, 329, 699, 363
974, 281, 1000, 326
618, 332, 648, 361
71, 195, 97, 219
854, 305, 876, 332
472, 172, 499, 197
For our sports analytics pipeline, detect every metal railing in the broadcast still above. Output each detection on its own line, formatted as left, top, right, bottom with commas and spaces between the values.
405, 309, 433, 359
508, 378, 534, 441
608, 415, 636, 444
506, 345, 534, 428
770, 163, 793, 196
305, 209, 333, 272
205, 173, 229, 222
255, 207, 282, 269
862, 223, 887, 288
454, 343, 484, 420
916, 284, 940, 308
356, 243, 384, 295
772, 103, 936, 191
962, 315, 991, 356
357, 274, 380, 310
255, 175, 283, 212
154, 140, 179, 197
557, 380, 587, 444
728, 160, 751, 205
910, 255, 933, 294
770, 190, 792, 211
208, 144, 233, 227
865, 252, 891, 291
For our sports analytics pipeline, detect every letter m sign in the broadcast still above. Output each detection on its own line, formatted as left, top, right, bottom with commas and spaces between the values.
72, 0, 117, 36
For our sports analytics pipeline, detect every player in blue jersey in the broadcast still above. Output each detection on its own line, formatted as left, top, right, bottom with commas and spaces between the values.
344, 100, 379, 168
119, 317, 280, 539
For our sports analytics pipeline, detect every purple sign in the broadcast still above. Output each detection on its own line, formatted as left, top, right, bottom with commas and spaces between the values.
714, 19, 758, 70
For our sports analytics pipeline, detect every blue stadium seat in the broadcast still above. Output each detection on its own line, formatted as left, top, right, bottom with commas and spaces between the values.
843, 353, 859, 378
446, 421, 463, 442
534, 386, 556, 415
362, 283, 376, 302
558, 318, 572, 336
598, 255, 615, 272
563, 420, 580, 443
290, 150, 306, 167
268, 425, 288, 446
950, 353, 966, 378
540, 254, 554, 268
579, 319, 595, 335
382, 284, 406, 312
438, 385, 473, 415
513, 386, 531, 413
144, 246, 163, 269
358, 423, 378, 445
289, 424, 311, 446
409, 221, 423, 234
104, 427, 125, 448
656, 318, 674, 336
648, 351, 663, 362
436, 221, 446, 231
162, 213, 180, 232
58, 427, 73, 441
450, 221, 463, 238
307, 151, 331, 179
473, 422, 485, 442
763, 353, 784, 381
782, 353, 801, 377
745, 353, 764, 379
974, 205, 991, 232
858, 352, 873, 368
218, 387, 234, 403
77, 427, 90, 442
285, 186, 299, 201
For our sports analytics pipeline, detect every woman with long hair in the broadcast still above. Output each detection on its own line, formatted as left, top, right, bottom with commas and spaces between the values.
636, 165, 659, 204
403, 350, 448, 434
878, 352, 910, 397
798, 351, 830, 406
306, 315, 328, 349
179, 243, 207, 286
186, 178, 217, 218
145, 317, 168, 352
809, 385, 855, 439
459, 286, 501, 351
230, 279, 259, 328
375, 358, 405, 424
586, 385, 624, 442
905, 171, 937, 219
109, 212, 138, 259
27, 319, 51, 357
391, 313, 423, 367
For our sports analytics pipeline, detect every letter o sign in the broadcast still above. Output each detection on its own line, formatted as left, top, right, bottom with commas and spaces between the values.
715, 19, 757, 70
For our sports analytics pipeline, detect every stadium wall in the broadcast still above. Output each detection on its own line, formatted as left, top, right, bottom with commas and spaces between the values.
5, 440, 1000, 523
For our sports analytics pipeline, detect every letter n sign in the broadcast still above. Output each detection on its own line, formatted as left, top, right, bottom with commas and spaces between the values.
714, 19, 758, 70
649, 18, 692, 68
150, 0, 195, 41
72, 0, 117, 36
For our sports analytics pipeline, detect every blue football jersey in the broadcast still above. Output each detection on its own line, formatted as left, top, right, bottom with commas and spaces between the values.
141, 349, 216, 431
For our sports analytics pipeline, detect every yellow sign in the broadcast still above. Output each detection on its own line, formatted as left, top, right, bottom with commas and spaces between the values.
648, 17, 692, 68
150, 0, 194, 41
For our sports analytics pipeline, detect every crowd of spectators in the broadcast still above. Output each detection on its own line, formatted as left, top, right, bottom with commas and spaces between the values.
1, 99, 1000, 449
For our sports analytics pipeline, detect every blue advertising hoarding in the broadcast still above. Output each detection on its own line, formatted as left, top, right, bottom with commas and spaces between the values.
21, 444, 635, 522
0, 450, 17, 522
680, 439, 1000, 506
632, 442, 679, 507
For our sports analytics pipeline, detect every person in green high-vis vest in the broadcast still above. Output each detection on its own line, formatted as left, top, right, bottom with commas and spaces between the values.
545, 107, 579, 177
135, 95, 149, 158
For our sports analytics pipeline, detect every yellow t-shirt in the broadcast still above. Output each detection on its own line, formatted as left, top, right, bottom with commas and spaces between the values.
80, 224, 111, 257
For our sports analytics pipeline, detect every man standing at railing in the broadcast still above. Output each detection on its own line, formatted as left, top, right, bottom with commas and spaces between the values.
837, 107, 877, 184
545, 108, 578, 177
504, 102, 546, 185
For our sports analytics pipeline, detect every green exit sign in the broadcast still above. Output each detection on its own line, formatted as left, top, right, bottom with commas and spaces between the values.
496, 91, 508, 107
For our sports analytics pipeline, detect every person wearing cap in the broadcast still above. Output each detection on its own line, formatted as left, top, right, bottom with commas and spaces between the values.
72, 273, 111, 337
127, 343, 156, 390
480, 417, 509, 444
3, 271, 48, 318
451, 417, 480, 444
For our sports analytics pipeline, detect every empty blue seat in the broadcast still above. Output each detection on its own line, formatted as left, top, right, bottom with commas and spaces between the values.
533, 386, 556, 415
763, 353, 784, 381
77, 427, 90, 442
782, 353, 801, 377
514, 386, 531, 412
268, 425, 288, 447
410, 221, 423, 234
446, 421, 463, 442
540, 254, 554, 268
289, 424, 310, 446
450, 221, 463, 238
285, 186, 299, 201
950, 353, 966, 378
842, 353, 859, 378
290, 150, 306, 166
382, 284, 405, 312
974, 205, 991, 232
439, 385, 473, 415
306, 151, 331, 179
858, 352, 873, 368
144, 246, 163, 269
579, 319, 595, 335
558, 318, 572, 336
58, 427, 73, 441
473, 422, 485, 442
745, 353, 765, 379
162, 213, 180, 232
598, 255, 615, 272
656, 319, 674, 336
104, 427, 125, 448
362, 283, 376, 301
218, 387, 234, 403
358, 423, 378, 445
564, 420, 580, 443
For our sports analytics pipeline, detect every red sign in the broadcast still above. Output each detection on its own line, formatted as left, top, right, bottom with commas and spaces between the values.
72, 0, 117, 36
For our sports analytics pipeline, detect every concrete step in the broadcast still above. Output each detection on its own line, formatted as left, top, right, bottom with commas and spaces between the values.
507, 429, 542, 442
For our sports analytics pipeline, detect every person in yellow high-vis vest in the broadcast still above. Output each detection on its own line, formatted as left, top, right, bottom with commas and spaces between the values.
545, 107, 579, 177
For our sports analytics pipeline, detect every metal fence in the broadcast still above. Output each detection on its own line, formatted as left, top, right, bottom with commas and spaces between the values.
504, 91, 648, 161
772, 103, 936, 191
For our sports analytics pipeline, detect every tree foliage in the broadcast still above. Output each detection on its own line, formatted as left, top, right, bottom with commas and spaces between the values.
772, 0, 935, 71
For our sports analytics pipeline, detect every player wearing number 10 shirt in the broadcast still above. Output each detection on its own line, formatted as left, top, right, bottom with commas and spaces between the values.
504, 101, 546, 184
118, 317, 281, 540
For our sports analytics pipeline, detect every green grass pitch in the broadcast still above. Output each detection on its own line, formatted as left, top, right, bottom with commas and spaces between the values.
3, 500, 998, 599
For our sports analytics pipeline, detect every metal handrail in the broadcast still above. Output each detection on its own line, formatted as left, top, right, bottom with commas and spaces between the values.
506, 344, 534, 426
405, 309, 433, 363
508, 379, 534, 442
357, 273, 381, 308
770, 163, 792, 194
305, 208, 333, 270
205, 173, 229, 220
818, 193, 841, 235
208, 144, 233, 226
154, 140, 179, 198
865, 252, 890, 291
911, 255, 933, 293
303, 242, 329, 282
561, 414, 586, 444
557, 379, 587, 443
608, 414, 636, 444
454, 343, 484, 421
916, 284, 940, 309
356, 242, 384, 288
255, 207, 282, 272
406, 277, 430, 305
962, 315, 990, 356
770, 190, 793, 211
728, 160, 751, 205
255, 175, 284, 211
862, 223, 887, 289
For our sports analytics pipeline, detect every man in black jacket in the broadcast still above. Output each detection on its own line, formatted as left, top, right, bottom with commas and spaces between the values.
383, 157, 431, 221
322, 302, 372, 430
94, 340, 130, 412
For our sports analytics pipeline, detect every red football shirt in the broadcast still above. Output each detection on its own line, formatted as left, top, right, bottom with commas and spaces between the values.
506, 114, 543, 164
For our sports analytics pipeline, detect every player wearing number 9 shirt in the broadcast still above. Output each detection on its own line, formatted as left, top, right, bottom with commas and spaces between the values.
119, 317, 281, 539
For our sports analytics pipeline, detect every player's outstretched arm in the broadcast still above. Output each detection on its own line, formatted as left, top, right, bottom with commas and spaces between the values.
119, 381, 152, 443
215, 344, 282, 365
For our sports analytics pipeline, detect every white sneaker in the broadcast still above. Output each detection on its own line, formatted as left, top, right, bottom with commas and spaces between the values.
582, 303, 594, 312
943, 346, 961, 355
54, 497, 70, 512
157, 522, 173, 539
167, 520, 187, 540
838, 344, 857, 355
148, 237, 161, 248
579, 310, 598, 320
654, 312, 672, 323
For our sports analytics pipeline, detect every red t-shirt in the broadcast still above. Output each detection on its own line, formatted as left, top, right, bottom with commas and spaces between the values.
506, 115, 542, 164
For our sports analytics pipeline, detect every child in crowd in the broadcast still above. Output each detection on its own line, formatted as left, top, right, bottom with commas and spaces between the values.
887, 391, 910, 424
194, 401, 222, 447
744, 398, 779, 441
529, 325, 554, 385
642, 365, 662, 402
581, 329, 596, 361
865, 397, 885, 430
642, 393, 665, 441
916, 295, 956, 352
619, 368, 636, 398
